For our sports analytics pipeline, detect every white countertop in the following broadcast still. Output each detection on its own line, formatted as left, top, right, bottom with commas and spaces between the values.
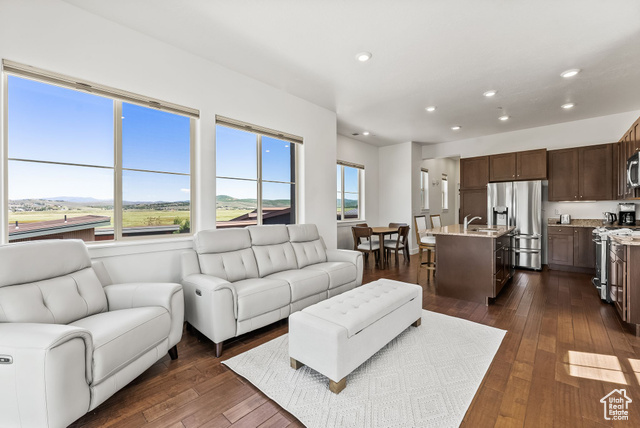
420, 224, 515, 239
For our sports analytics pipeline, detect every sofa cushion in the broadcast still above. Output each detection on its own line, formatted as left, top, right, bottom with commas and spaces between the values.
198, 249, 259, 282
0, 268, 108, 324
247, 225, 290, 246
194, 229, 251, 254
287, 224, 320, 243
70, 307, 170, 385
0, 239, 92, 288
233, 278, 291, 321
302, 280, 420, 337
286, 225, 327, 268
303, 262, 357, 290
266, 269, 329, 303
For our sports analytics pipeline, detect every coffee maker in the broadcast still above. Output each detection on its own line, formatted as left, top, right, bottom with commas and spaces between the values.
618, 203, 636, 226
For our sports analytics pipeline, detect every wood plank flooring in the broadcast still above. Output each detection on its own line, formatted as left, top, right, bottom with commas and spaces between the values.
70, 255, 640, 427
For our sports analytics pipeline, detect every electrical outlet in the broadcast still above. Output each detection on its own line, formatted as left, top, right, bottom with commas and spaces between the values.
554, 209, 561, 215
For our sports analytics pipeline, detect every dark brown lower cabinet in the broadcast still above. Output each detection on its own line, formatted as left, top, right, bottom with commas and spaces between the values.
435, 233, 512, 305
610, 241, 640, 336
548, 226, 595, 273
459, 189, 487, 224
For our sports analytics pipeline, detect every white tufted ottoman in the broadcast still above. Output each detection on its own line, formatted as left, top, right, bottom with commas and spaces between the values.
288, 279, 422, 393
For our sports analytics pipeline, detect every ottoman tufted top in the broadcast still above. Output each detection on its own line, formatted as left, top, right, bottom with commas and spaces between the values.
301, 279, 421, 337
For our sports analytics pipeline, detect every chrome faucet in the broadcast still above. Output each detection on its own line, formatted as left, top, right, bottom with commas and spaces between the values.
464, 215, 482, 231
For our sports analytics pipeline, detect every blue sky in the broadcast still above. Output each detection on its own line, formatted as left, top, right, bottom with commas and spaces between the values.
8, 75, 190, 201
216, 125, 293, 200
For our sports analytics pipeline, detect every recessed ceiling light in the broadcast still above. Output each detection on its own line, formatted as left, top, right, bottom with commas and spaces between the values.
561, 103, 575, 109
483, 90, 497, 97
561, 69, 581, 78
425, 106, 437, 112
362, 131, 370, 136
499, 115, 510, 121
451, 125, 461, 131
356, 52, 372, 62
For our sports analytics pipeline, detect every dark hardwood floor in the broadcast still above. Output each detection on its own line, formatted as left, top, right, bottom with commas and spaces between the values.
70, 255, 640, 427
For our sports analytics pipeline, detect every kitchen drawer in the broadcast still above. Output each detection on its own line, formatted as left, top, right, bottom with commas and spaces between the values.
548, 226, 573, 235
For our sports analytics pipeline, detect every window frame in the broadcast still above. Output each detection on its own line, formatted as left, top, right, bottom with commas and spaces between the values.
214, 123, 299, 227
2, 72, 196, 244
421, 168, 429, 211
442, 173, 449, 211
336, 162, 363, 222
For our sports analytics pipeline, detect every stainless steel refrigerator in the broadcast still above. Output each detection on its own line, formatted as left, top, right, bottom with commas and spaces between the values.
487, 181, 542, 270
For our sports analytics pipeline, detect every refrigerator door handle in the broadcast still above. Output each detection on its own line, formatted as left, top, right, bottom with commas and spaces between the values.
514, 235, 540, 240
513, 249, 540, 253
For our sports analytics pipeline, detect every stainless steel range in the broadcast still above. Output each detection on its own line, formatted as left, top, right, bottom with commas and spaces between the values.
592, 227, 632, 302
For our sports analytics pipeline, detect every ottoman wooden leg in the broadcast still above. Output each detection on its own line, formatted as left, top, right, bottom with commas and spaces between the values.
329, 377, 347, 394
412, 318, 421, 327
290, 358, 304, 370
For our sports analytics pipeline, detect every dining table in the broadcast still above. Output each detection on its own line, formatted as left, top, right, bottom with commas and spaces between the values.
370, 226, 400, 268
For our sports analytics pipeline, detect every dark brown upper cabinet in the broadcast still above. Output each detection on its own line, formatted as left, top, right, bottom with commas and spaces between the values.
548, 148, 579, 201
516, 149, 547, 180
579, 144, 613, 201
548, 144, 613, 201
488, 149, 547, 182
460, 156, 489, 190
489, 152, 516, 182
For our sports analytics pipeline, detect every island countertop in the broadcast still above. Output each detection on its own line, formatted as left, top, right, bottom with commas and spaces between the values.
420, 224, 515, 238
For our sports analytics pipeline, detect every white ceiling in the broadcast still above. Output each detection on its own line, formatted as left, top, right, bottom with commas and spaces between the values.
63, 0, 640, 146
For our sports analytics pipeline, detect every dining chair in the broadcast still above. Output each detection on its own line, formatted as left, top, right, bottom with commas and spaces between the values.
414, 215, 436, 282
387, 222, 409, 259
384, 225, 410, 265
351, 226, 380, 266
430, 214, 442, 228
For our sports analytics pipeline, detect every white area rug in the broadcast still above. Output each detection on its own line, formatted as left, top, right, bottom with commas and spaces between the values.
223, 310, 506, 428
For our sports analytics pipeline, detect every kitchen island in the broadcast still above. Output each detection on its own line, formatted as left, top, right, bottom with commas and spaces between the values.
608, 235, 640, 336
421, 224, 515, 305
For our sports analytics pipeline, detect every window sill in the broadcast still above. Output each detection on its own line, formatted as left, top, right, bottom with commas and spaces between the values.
338, 219, 366, 226
87, 235, 193, 258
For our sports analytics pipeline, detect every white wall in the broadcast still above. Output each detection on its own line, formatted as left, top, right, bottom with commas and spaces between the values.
0, 0, 338, 282
423, 109, 640, 159
377, 142, 415, 250
419, 157, 460, 227
336, 135, 380, 249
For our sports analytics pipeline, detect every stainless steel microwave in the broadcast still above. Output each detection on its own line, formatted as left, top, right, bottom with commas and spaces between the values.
628, 152, 640, 188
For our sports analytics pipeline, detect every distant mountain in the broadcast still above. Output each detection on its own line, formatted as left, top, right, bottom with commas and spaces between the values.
338, 198, 359, 208
43, 197, 110, 203
216, 195, 291, 208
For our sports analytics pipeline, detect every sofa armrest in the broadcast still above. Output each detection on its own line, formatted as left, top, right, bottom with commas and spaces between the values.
0, 323, 93, 428
104, 282, 184, 348
326, 249, 363, 286
181, 274, 237, 344
91, 260, 113, 286
181, 249, 201, 278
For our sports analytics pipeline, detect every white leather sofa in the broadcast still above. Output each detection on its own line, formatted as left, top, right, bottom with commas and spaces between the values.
0, 240, 184, 428
181, 224, 363, 357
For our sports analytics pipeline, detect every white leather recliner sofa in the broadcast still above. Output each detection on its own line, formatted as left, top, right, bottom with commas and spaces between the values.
181, 224, 363, 357
0, 240, 184, 428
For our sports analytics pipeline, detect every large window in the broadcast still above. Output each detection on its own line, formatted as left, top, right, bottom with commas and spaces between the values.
337, 161, 363, 221
215, 117, 298, 228
421, 168, 429, 210
5, 66, 196, 243
442, 174, 449, 210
